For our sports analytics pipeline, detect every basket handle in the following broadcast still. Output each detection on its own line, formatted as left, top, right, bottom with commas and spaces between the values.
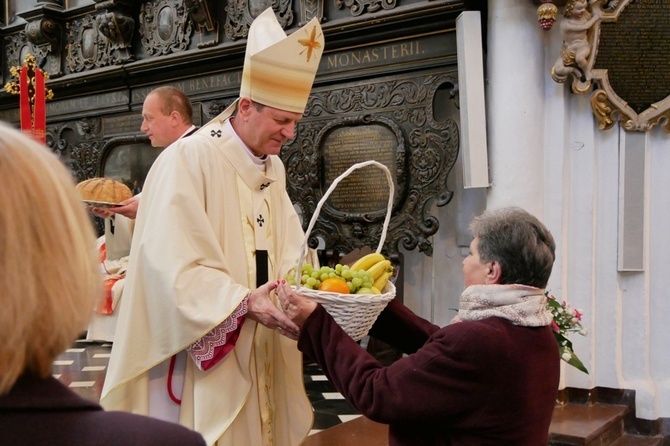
295, 160, 395, 289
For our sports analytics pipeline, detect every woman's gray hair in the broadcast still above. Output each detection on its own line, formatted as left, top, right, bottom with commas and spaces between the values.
469, 207, 556, 288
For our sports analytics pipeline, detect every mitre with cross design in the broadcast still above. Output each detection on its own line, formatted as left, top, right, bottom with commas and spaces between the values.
241, 7, 324, 114
201, 6, 324, 129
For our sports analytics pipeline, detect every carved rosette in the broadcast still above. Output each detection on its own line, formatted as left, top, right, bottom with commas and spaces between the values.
224, 0, 293, 40
140, 0, 193, 55
281, 73, 459, 257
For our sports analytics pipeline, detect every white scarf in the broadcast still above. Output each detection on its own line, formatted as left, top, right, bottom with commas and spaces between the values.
457, 284, 552, 327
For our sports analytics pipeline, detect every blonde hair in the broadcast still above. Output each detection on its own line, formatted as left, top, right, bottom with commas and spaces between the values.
0, 122, 101, 394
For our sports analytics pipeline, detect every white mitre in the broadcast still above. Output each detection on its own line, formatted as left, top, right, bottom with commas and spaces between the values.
201, 7, 324, 129
241, 8, 324, 114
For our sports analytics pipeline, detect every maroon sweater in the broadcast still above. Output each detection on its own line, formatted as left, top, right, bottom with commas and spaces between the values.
298, 298, 560, 446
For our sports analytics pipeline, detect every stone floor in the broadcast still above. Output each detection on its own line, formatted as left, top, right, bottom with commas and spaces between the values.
52, 338, 360, 436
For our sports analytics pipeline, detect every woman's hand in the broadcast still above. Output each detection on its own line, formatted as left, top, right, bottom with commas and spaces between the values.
275, 280, 318, 327
246, 281, 300, 340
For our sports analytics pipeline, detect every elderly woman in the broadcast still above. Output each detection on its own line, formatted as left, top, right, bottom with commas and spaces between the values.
277, 207, 560, 445
0, 123, 205, 445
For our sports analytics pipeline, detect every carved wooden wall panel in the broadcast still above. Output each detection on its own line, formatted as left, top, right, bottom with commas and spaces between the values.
283, 71, 459, 257
0, 0, 467, 250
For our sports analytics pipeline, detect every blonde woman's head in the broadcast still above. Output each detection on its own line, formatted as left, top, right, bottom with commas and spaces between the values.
0, 122, 101, 394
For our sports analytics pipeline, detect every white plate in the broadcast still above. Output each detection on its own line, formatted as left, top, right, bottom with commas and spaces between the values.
83, 200, 122, 208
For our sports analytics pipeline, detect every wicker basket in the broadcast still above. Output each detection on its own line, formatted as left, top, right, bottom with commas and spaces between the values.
294, 160, 396, 341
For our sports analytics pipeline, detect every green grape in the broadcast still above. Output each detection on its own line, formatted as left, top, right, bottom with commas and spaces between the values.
347, 281, 355, 292
362, 281, 372, 288
335, 264, 343, 273
351, 277, 363, 288
311, 271, 320, 279
306, 277, 317, 288
315, 279, 322, 288
320, 273, 329, 281
302, 264, 314, 275
341, 270, 353, 280
328, 272, 337, 278
301, 274, 310, 284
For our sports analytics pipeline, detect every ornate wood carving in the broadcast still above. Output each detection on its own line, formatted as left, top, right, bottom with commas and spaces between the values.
282, 72, 459, 257
66, 13, 133, 73
335, 0, 396, 17
185, 0, 220, 48
224, 0, 293, 41
12, 4, 66, 78
139, 0, 193, 55
551, 0, 670, 132
299, 0, 325, 25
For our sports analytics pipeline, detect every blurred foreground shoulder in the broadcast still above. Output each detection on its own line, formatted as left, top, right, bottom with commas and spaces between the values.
95, 411, 206, 445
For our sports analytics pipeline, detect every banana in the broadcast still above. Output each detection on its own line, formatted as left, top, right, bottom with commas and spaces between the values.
367, 260, 392, 280
373, 271, 393, 291
350, 253, 386, 271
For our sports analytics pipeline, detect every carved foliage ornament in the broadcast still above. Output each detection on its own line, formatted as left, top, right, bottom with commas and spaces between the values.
335, 0, 396, 17
551, 0, 670, 132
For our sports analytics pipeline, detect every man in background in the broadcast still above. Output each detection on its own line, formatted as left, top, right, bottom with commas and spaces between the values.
86, 87, 196, 343
92, 86, 195, 259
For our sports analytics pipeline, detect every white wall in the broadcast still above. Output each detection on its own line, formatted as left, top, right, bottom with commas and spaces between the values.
403, 0, 670, 421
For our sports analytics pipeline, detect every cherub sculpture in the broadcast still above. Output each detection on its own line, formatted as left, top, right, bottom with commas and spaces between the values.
552, 0, 601, 85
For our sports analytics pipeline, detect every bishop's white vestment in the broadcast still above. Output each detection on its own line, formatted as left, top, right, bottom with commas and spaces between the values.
100, 110, 313, 446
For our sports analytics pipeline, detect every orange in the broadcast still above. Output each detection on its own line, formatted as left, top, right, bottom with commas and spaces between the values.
318, 277, 350, 294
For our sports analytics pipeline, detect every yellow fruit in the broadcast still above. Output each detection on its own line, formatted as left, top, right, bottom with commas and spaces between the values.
356, 287, 373, 295
367, 260, 392, 280
370, 287, 382, 295
350, 253, 386, 271
319, 277, 350, 294
373, 271, 393, 291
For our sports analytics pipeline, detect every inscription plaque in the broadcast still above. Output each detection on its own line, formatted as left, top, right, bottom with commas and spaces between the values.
594, 0, 670, 115
322, 124, 396, 214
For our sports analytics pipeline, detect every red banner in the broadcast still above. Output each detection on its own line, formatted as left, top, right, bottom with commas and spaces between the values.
19, 66, 31, 135
33, 69, 46, 143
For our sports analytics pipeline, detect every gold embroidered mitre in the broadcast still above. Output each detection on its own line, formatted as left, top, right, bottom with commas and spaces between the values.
241, 8, 324, 114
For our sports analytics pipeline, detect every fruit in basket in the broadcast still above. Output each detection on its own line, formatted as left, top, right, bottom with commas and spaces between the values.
350, 253, 386, 272
373, 271, 393, 292
285, 263, 374, 293
367, 260, 391, 280
319, 277, 350, 294
348, 253, 395, 291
